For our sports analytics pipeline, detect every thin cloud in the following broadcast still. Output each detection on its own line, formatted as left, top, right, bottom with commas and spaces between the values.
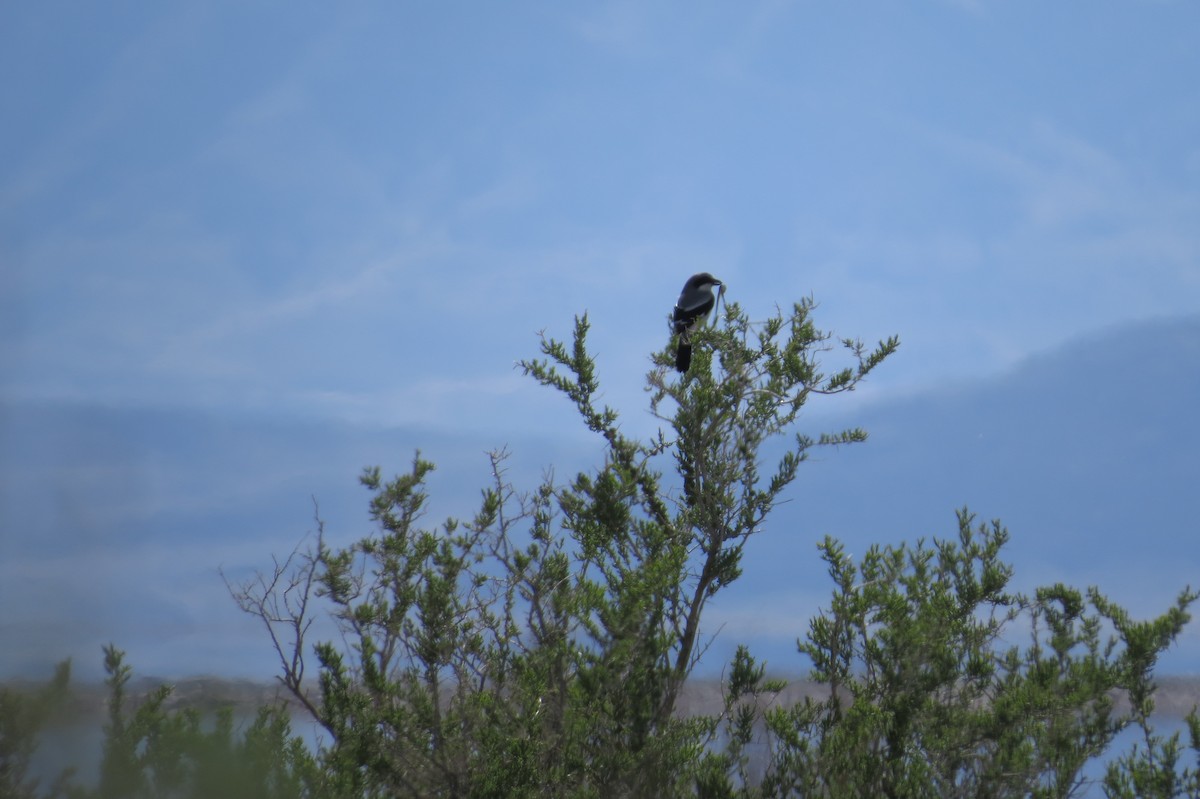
284, 373, 533, 429
570, 2, 657, 57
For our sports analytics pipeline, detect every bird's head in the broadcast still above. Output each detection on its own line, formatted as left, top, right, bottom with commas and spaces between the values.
686, 272, 722, 290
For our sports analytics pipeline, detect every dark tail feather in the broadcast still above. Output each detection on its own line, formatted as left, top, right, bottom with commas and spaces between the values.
675, 343, 692, 372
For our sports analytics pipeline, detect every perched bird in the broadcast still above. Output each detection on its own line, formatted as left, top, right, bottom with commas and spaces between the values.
672, 272, 723, 372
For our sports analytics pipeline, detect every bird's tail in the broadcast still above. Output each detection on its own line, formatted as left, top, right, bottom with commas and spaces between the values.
675, 342, 692, 372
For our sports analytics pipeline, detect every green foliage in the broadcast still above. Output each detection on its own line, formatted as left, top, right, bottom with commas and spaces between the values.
0, 660, 72, 799
226, 296, 1200, 796
1103, 710, 1200, 799
229, 298, 896, 798
0, 647, 316, 799
1100, 591, 1200, 799
693, 645, 787, 798
704, 512, 1197, 799
89, 645, 318, 799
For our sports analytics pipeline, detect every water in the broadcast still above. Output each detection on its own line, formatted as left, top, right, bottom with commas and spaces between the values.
23, 683, 1197, 797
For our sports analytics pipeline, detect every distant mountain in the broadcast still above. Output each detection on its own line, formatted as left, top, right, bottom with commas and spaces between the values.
716, 313, 1200, 673
0, 399, 587, 680
2, 314, 1198, 680
810, 313, 1199, 564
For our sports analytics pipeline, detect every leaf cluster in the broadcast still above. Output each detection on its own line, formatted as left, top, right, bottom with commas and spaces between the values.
221, 299, 894, 797
699, 513, 1198, 799
2, 647, 317, 799
214, 294, 1198, 798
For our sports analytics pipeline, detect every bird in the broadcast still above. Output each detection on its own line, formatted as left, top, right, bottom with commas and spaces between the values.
671, 272, 723, 372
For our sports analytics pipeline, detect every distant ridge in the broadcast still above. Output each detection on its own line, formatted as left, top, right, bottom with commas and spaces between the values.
2, 314, 1199, 679
8, 675, 1200, 721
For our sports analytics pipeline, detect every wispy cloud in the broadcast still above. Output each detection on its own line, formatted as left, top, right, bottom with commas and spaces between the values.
570, 2, 657, 57
282, 373, 534, 429
935, 0, 988, 16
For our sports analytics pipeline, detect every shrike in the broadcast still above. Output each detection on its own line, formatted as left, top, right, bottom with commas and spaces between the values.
671, 273, 723, 373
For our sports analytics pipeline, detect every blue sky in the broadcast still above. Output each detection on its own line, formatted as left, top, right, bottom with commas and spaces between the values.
3, 2, 1200, 679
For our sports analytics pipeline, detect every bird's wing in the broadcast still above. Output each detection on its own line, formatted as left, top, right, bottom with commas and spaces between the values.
675, 288, 715, 316
676, 299, 708, 316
